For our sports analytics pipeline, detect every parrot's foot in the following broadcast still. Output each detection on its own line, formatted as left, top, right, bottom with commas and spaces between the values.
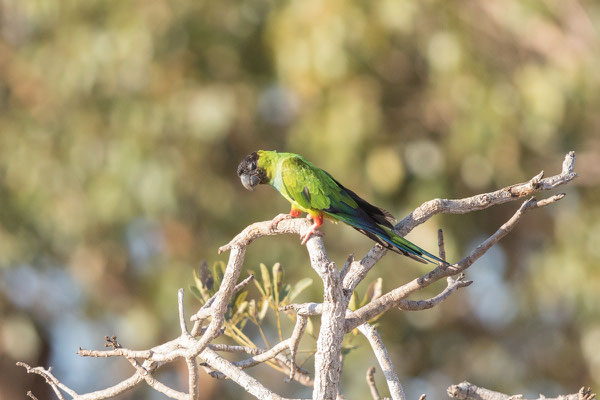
270, 208, 302, 230
270, 213, 293, 230
300, 225, 324, 245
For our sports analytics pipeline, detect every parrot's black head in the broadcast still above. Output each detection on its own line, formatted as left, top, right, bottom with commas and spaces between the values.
237, 152, 268, 191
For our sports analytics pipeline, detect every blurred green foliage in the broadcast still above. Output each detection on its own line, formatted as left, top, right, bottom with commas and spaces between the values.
0, 0, 599, 399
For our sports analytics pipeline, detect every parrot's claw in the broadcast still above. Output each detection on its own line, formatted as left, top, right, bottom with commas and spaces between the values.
300, 226, 324, 245
270, 213, 293, 230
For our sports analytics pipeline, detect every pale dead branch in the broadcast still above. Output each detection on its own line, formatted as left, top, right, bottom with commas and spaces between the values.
447, 381, 596, 400
18, 152, 589, 400
366, 367, 381, 400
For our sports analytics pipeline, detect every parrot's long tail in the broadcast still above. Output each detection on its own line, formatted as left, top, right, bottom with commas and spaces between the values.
331, 213, 448, 265
382, 226, 449, 265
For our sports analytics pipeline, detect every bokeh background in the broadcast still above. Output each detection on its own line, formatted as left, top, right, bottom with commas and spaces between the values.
1, 0, 599, 399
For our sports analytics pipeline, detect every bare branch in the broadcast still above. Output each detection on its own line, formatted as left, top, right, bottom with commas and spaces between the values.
27, 391, 40, 400
76, 374, 145, 400
19, 153, 578, 400
313, 262, 348, 400
234, 339, 292, 369
340, 253, 355, 280
178, 288, 189, 335
344, 194, 565, 332
188, 246, 247, 356
280, 302, 323, 316
438, 228, 447, 268
288, 315, 308, 381
358, 324, 405, 400
366, 367, 381, 400
186, 358, 199, 400
447, 381, 596, 400
342, 152, 576, 292
201, 348, 297, 400
128, 359, 188, 400
397, 274, 472, 311
398, 151, 576, 235
282, 272, 471, 319
208, 344, 314, 387
17, 362, 72, 400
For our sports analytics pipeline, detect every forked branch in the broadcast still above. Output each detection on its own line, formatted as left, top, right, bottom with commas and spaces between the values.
18, 152, 585, 400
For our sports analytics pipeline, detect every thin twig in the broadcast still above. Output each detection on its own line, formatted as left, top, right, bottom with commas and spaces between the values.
398, 274, 472, 311
178, 289, 188, 335
358, 324, 406, 400
288, 315, 308, 381
366, 367, 381, 400
26, 391, 40, 400
207, 344, 313, 386
438, 228, 447, 269
17, 362, 74, 400
201, 348, 294, 400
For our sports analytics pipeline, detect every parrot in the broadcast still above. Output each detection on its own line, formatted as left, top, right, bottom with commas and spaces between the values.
237, 150, 448, 265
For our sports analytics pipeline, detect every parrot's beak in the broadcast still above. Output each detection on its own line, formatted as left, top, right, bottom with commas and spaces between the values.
240, 173, 259, 191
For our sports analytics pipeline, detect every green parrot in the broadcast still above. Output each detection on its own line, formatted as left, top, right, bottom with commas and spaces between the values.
237, 150, 447, 265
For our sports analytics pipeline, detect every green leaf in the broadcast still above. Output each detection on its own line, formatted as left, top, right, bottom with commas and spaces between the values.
248, 269, 266, 297
272, 262, 283, 289
348, 291, 358, 311
279, 284, 291, 304
272, 263, 283, 305
258, 298, 269, 320
211, 261, 226, 289
189, 285, 204, 302
287, 278, 313, 302
260, 263, 272, 298
193, 262, 212, 301
305, 316, 314, 336
360, 278, 381, 307
341, 345, 358, 356
248, 299, 257, 318
235, 301, 248, 315
234, 291, 248, 313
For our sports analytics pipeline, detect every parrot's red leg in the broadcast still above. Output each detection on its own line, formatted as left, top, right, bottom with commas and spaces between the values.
270, 207, 303, 230
300, 213, 324, 245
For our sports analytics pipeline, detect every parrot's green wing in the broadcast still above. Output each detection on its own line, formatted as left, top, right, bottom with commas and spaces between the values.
279, 156, 357, 211
278, 154, 447, 265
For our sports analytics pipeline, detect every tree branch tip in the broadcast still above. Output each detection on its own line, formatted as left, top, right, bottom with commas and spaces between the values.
532, 170, 544, 182
16, 361, 30, 370
564, 150, 576, 170
365, 365, 381, 400
534, 193, 566, 208
218, 244, 234, 254
26, 390, 39, 400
